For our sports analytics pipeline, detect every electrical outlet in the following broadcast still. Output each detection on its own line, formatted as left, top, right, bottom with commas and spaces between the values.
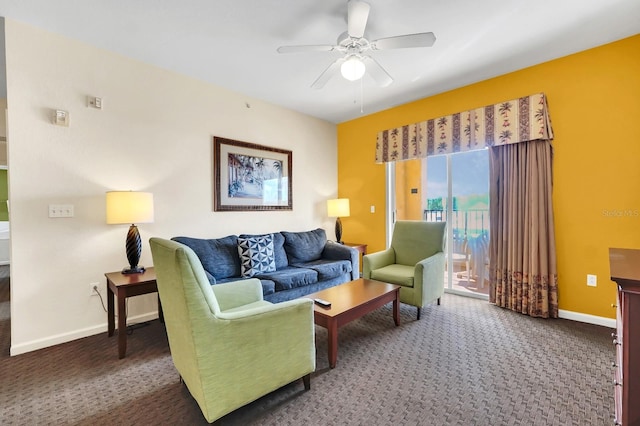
89, 282, 100, 296
587, 274, 597, 287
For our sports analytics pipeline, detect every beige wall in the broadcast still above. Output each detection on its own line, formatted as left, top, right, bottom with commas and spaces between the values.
0, 98, 6, 166
5, 20, 338, 354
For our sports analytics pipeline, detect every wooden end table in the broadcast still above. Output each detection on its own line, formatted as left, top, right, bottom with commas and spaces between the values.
343, 242, 367, 276
306, 278, 400, 369
105, 267, 158, 359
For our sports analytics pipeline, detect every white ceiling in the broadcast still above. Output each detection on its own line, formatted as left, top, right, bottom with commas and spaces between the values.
0, 0, 639, 123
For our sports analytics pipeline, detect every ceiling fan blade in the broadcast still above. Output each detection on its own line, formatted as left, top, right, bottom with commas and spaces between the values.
372, 32, 436, 50
347, 0, 370, 39
362, 56, 393, 87
311, 58, 345, 89
277, 45, 336, 54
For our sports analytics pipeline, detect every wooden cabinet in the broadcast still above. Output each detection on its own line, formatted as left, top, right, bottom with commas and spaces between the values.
609, 248, 640, 426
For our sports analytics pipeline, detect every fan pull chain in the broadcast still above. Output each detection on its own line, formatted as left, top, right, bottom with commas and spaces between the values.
360, 76, 364, 114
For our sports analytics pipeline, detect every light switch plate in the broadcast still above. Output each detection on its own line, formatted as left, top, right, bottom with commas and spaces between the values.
49, 204, 74, 218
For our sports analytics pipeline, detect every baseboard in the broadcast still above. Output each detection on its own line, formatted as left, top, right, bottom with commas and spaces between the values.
558, 309, 616, 329
9, 308, 613, 355
10, 311, 159, 356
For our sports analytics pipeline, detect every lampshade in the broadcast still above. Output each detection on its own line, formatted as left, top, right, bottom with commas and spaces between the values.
327, 198, 350, 218
340, 56, 365, 81
106, 191, 154, 225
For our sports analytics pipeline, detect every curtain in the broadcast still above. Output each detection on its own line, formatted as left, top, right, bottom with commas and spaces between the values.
488, 140, 558, 318
375, 93, 553, 163
376, 92, 557, 318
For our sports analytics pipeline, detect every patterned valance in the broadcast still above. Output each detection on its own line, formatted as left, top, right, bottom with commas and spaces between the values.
375, 93, 554, 163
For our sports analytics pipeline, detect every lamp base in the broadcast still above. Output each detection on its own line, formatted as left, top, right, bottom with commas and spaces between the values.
335, 217, 343, 244
122, 266, 146, 275
122, 224, 144, 275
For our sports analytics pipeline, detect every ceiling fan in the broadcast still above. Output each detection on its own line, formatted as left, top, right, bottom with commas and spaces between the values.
276, 0, 436, 89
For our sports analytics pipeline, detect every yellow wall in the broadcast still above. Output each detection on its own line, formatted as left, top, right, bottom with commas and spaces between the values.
338, 34, 640, 319
395, 160, 423, 221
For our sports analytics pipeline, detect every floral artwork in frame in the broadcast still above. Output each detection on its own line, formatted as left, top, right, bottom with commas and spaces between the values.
214, 137, 292, 211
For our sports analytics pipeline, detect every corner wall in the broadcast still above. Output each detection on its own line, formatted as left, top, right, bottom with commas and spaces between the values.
338, 34, 640, 320
5, 20, 338, 354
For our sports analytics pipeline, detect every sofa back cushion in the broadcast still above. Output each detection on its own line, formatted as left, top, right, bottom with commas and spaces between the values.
239, 232, 288, 269
282, 228, 327, 264
171, 235, 240, 280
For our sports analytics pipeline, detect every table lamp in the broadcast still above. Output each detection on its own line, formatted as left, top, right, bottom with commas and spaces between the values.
106, 191, 154, 274
327, 198, 350, 244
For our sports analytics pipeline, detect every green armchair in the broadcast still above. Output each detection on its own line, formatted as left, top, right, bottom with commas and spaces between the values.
149, 238, 316, 424
362, 221, 446, 320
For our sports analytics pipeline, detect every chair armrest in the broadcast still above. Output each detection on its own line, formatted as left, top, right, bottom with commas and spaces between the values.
414, 252, 445, 304
194, 298, 316, 413
217, 297, 311, 321
323, 241, 359, 280
362, 248, 395, 278
211, 278, 263, 312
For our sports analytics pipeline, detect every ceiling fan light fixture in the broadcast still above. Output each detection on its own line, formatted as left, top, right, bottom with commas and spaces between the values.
341, 56, 366, 81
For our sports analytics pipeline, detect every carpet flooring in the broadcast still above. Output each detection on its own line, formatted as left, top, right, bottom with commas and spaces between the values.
0, 271, 615, 425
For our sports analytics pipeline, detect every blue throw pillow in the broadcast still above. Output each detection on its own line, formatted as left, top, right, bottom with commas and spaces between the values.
237, 234, 277, 277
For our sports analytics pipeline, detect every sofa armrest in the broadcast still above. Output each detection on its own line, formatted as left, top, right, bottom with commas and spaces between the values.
414, 251, 445, 304
322, 241, 360, 280
362, 248, 396, 278
211, 278, 263, 311
204, 269, 217, 285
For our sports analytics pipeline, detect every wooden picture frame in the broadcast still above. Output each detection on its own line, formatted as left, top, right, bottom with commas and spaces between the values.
213, 137, 292, 211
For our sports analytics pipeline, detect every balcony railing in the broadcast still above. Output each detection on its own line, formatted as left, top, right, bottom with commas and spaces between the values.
424, 209, 489, 239
425, 208, 491, 292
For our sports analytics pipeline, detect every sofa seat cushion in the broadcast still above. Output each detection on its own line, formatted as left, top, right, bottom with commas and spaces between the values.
259, 280, 276, 296
370, 264, 415, 287
282, 229, 327, 263
172, 235, 240, 280
292, 259, 352, 281
255, 267, 318, 291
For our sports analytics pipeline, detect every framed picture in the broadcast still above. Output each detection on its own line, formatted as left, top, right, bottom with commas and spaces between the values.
214, 137, 292, 211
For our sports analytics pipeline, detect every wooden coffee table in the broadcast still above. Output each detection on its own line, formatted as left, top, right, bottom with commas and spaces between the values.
306, 278, 401, 369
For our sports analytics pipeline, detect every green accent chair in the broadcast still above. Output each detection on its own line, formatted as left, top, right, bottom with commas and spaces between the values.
362, 221, 446, 320
149, 238, 316, 424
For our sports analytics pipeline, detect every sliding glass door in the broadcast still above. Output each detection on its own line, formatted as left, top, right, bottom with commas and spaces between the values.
391, 149, 490, 298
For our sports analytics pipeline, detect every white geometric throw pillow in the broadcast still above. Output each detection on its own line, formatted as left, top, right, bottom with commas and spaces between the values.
237, 234, 276, 277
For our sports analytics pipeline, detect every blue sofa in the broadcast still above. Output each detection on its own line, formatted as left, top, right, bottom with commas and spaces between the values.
172, 228, 359, 303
